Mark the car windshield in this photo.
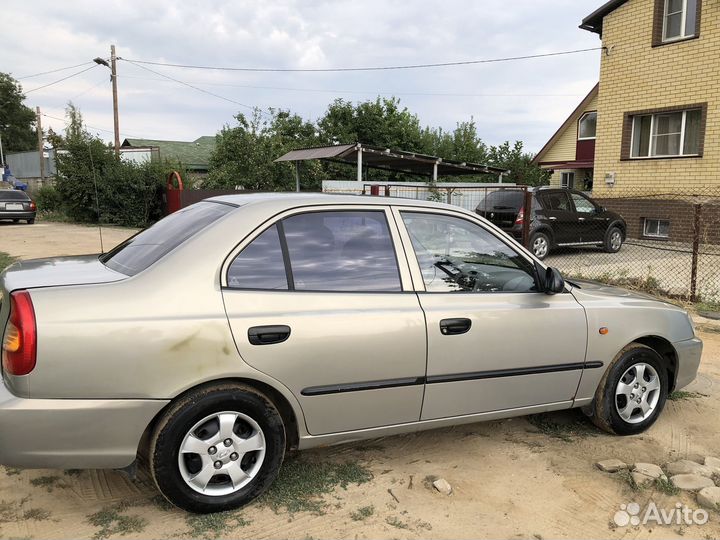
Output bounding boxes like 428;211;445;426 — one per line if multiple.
101;201;234;276
0;190;30;200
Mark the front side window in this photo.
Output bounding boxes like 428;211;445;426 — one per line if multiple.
571;193;596;214
631;109;702;158
663;0;698;41
401;212;537;293
282;211;401;292
227;224;288;290
542;191;573;211
578;112;597;140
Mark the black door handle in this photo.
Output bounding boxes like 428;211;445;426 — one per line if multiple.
440;318;472;335
248;325;291;345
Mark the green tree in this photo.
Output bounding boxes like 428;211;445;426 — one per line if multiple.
0;72;37;153
486;141;550;186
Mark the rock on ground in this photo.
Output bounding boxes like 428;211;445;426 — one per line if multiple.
670;474;716;491
697;486;720;511
632;472;657;487
633;463;665;479
433;478;453;495
666;459;714;478
705;456;720;475
596;459;627;473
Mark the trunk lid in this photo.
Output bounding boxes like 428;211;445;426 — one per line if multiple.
475;190;524;230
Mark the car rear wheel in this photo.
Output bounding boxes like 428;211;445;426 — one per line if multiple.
591;343;668;435
530;231;551;260
604;226;623;253
149;383;285;513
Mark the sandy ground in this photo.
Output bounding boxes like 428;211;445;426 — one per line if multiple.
0;222;719;539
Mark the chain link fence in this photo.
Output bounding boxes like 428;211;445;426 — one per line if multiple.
323;181;720;305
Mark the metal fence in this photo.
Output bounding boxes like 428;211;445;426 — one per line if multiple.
322;180;720;305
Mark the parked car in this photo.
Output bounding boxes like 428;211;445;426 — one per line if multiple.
0;189;36;224
475;187;626;260
0;194;701;513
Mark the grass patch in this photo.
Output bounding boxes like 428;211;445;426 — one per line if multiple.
350;505;375;521
24;507;52;521
257;457;373;514
385;516;409;529
526;412;597;442
655;476;680;496
0;500;15;523
0;252;16;273
86;503;148;540
149;494;176;512
617;469;642;492
423;475;439;491
29;475;65;492
185;511;250;539
2;466;22;477
63;469;82;477
668;390;706;401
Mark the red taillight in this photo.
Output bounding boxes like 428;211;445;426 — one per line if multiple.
29;200;37;211
2;290;37;376
514;208;525;225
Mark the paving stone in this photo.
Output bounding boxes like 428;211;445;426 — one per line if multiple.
670;474;715;491
633;462;664;479
596;459;628;473
666;460;714;478
697;487;720;511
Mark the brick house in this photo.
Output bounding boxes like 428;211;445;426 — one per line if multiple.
534;0;718;242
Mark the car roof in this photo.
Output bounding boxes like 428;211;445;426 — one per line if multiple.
206;192;463;211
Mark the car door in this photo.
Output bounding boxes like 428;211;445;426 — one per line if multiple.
537;191;579;244
393;207;588;421
221;205;426;435
569;191;607;243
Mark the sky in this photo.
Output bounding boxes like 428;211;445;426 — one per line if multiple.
4;0;603;154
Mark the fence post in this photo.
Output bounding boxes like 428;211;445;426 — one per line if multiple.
522;188;532;248
690;202;701;302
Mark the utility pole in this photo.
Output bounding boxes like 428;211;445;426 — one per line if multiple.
36;107;45;181
110;44;120;156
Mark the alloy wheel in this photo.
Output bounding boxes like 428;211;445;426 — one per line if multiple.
533;236;548;258
615;362;661;424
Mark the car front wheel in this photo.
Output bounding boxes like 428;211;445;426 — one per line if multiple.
149;383;286;513
591;344;668;435
530;231;551;260
604;226;623;253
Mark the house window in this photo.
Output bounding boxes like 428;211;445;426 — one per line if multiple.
663;0;698;42
644;218;670;238
578;112;597;140
630;108;702;158
560;172;575;188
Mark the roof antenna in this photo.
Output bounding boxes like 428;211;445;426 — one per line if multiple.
87;139;105;254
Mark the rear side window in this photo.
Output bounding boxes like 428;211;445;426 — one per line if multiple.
102;202;233;276
0;190;30;200
227;225;288;290
540;192;572;212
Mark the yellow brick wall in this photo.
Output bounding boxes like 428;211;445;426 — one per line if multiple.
592;0;719;196
542;93;599;163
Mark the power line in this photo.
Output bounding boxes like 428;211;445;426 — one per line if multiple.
122;47;603;73
41;112;140;139
117;74;584;98
16;61;96;80
121;59;268;115
24;65;100;95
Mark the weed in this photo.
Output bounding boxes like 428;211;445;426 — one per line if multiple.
86;503;148;540
63;469;82;477
422;475;439;491
149;495;176;512
350;505;375;521
257;458;372;514
617;469;642;492
29;476;65;492
655;476;680;496
0;252;16;273
185;511;249;539
668;390;706;401
2;466;22;477
385;516;409;529
526;412;597;442
24;508;52;521
0;500;15;523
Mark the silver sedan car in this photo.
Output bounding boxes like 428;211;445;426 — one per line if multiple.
0;194;702;513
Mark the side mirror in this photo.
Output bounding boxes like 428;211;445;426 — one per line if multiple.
543;266;565;295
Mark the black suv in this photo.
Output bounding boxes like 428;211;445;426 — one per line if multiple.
475;188;626;260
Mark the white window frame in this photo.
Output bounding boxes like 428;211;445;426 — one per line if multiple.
643;218;670;238
662;0;695;42
578;111;597;140
560;172;575;188
629;109;700;158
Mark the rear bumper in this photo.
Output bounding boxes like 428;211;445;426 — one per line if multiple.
673;337;703;390
0;211;35;220
0;379;168;469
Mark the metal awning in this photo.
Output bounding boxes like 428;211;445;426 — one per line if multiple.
275;143;510;183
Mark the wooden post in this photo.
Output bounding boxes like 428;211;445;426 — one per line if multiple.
36;107;45;181
111;45;120;156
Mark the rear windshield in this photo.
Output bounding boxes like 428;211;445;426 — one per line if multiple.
101;202;234;276
0;190;30;200
476;190;524;211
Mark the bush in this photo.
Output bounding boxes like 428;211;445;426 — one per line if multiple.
32;185;63;212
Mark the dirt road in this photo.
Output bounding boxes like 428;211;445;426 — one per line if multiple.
0;223;718;539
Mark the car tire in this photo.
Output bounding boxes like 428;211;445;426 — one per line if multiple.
591;343;668;435
27;219;34;225
149;382;286;513
603;226;623;253
529;231;551;260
